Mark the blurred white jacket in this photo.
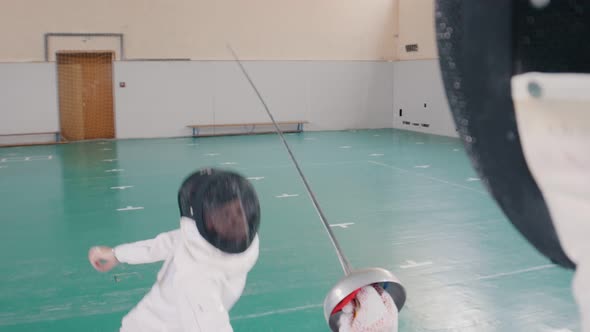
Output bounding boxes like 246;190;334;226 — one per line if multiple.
113;217;259;332
512;73;590;331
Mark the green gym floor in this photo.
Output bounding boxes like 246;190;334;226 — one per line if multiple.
0;129;579;331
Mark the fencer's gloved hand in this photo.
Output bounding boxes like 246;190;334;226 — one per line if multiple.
88;246;119;272
331;284;398;332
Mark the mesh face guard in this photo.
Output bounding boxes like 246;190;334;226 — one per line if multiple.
178;168;260;254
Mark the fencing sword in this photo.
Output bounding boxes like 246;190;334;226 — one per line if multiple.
227;45;406;330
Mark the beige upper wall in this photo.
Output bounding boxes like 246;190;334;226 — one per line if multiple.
396;0;437;60
0;0;397;62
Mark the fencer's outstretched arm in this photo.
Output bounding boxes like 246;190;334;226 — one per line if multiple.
89;230;181;272
114;230;181;264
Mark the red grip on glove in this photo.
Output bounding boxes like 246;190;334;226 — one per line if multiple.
331;288;361;315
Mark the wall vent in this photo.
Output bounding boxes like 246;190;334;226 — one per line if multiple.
405;44;419;52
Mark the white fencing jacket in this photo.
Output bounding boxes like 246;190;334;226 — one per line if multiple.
114;217;259;332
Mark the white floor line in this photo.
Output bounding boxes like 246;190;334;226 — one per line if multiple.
111;186;133;190
237;160;364;171
117;206;144;211
276;194;299;198
400;260;433;269
474;264;556;281
368;160;487;195
419;264;559;292
232;304;323;321
330;222;355;229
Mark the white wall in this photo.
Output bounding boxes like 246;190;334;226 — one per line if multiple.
0;1;460;143
47;36;123;61
114;61;394;139
395;0;437;60
0;60;457;141
389;0;457;138
393;59;457;137
308;62;394;131
0;63;59;144
0;0;395;62
113;61;213;138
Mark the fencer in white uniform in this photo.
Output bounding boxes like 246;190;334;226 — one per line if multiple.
89;168;261;332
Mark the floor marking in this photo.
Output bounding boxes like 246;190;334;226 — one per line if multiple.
113;272;141;282
400;260;433;269
369;153;384;157
453;148;460;152
414;165;430;169
330;222;355;229
101;148;112;151
304;137;317;141
247;177;265;181
220;162;237;165
97;142;109;145
419;264;560;291
369;160;487;195
102;159;117;162
205;153;220;156
117;206;144;211
238;160;363;171
373;134;381;137
416;142;425;144
105;169;124;173
466;177;480;182
232;304;322;321
474;264;555;281
276;193;299;198
0;165;7;169
339;146;352;149
110;186;133;190
186;143;199;146
0;155;53;163
42;304;72;312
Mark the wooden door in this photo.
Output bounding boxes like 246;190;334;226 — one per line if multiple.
57;52;115;141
